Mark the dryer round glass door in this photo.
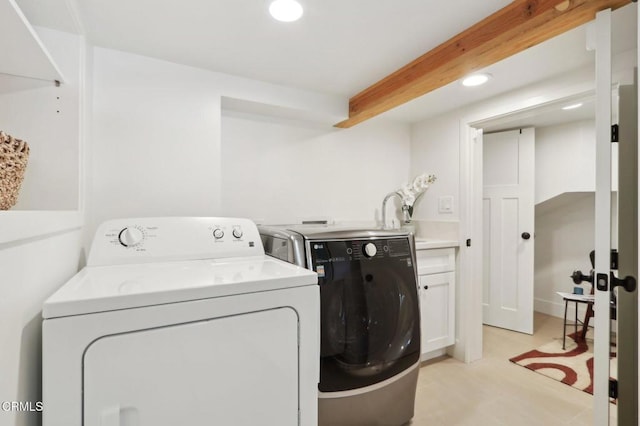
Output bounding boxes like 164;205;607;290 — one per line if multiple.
310;237;420;392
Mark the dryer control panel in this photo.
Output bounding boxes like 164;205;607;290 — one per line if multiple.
88;217;264;266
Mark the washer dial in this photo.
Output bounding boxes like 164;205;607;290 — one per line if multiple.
118;227;144;247
363;242;378;258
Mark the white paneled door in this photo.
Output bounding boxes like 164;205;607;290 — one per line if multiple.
482;128;535;334
594;9;639;424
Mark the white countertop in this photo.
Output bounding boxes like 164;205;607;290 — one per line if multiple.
415;239;459;250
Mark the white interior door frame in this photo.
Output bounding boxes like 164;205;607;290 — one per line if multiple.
457;87;597;363
593;9;613;424
455;125;484;363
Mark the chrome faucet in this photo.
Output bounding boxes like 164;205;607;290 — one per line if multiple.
381;191;401;229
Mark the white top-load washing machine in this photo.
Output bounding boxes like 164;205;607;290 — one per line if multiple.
42;217;319;426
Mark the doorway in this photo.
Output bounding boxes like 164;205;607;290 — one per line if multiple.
460;79;637;425
479;97;603;333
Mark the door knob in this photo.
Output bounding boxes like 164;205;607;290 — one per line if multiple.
571;270;593;284
521;232;531;240
610;272;637;293
423;285;429;290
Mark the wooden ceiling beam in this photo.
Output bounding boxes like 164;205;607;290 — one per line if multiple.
335;0;632;128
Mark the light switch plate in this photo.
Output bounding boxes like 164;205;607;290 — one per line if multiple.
438;196;454;213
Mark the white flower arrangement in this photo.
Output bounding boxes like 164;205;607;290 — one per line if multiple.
381;173;436;229
398;173;437;208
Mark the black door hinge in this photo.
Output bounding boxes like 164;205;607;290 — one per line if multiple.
466;239;471;247
610;249;618;270
610;378;618;399
612;124;619;142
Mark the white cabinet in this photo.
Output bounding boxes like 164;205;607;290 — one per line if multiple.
416;247;456;358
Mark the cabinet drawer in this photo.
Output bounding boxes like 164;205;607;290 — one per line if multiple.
416;247;455;275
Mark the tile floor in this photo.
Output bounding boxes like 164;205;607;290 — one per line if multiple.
411;313;616;425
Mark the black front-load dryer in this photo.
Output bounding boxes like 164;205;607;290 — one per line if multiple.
311;237;420;391
259;226;420;426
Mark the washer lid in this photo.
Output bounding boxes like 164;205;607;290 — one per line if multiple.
43;256;317;319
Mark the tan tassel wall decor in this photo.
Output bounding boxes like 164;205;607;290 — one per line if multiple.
0;131;30;210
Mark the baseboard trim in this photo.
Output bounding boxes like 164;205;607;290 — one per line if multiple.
421;348;447;362
534;297;591;319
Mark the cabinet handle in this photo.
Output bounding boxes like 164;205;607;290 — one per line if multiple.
423;285;429;290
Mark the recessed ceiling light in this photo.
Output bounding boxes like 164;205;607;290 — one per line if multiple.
562;103;583;110
462;73;492;87
269;0;304;22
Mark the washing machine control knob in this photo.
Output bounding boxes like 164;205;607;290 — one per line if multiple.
363;242;377;258
213;228;224;239
232;227;243;239
119;227;144;247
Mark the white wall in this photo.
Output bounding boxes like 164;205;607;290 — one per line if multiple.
534;193;595;318
88;48;348;239
89;47;408;233
221;113;411;224
89;47;222;235
410;115;460;222
536;120;595;203
0;231;83;426
533;119;624;318
536;118;619;204
81;35;94;250
534;121;597;319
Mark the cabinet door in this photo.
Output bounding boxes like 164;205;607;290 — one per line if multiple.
419;272;455;355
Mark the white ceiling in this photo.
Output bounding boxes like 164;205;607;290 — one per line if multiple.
17;0;513;96
16;0;637;125
481;97;596;134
